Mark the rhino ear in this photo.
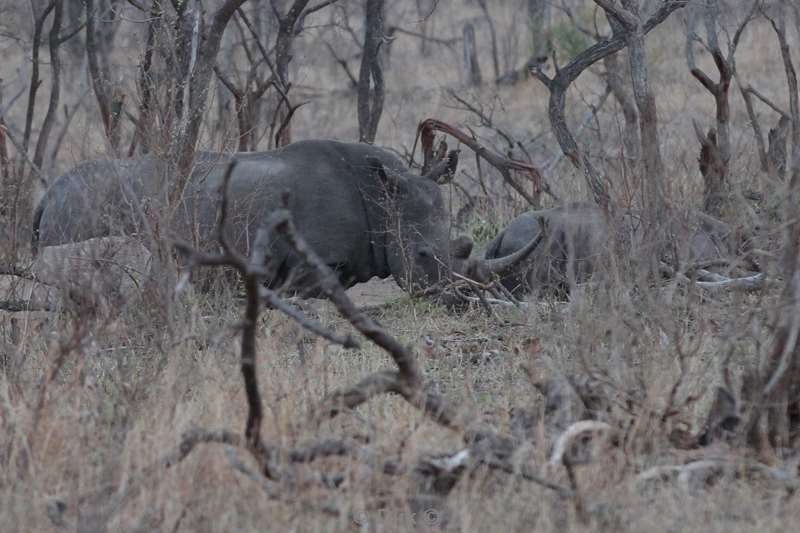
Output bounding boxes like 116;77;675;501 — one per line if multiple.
367;156;404;190
451;235;473;259
423;150;459;184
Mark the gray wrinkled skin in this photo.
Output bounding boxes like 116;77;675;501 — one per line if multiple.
482;203;608;296
33;140;471;295
482;202;740;296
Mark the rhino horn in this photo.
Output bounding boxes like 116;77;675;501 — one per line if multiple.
479;223;546;277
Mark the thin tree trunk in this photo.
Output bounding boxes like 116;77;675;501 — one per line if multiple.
32;0;64;172
129;0;161;157
622;3;667;226
357;0;385;143
463;22;481;86
477;0;500;81
19;0;57;176
604;51;640;162
527;0;549;63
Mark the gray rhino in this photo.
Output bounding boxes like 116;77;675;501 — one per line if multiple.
33;140;523;296
480;202;745;297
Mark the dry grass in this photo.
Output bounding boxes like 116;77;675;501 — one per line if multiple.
2;1;800;532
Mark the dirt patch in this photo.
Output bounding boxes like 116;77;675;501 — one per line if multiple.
344;277;406;308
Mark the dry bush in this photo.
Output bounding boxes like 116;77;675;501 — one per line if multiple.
2;1;800;532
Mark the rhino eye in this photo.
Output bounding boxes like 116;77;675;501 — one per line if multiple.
417;248;432;259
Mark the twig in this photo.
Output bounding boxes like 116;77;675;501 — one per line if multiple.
744;86;790;118
260;287;359;348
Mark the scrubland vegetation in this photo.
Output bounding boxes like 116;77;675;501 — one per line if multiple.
2;1;800;531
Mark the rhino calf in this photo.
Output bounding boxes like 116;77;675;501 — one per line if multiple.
481;202;747;297
481;203;608;297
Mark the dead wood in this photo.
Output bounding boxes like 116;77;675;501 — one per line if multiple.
415;117;555;207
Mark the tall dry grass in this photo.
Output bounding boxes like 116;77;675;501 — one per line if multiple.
1;1;799;531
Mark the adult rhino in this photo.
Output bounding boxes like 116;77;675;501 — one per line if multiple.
33;140;526;296
479;202;749;297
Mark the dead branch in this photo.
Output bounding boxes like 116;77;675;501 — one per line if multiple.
745;86;790;118
0;300;55;312
264;209;461;429
416;118;556;207
659;257;769;291
387;25;460;47
258;287;358;348
324;42;358;88
636;458;800;490
549;420;615;466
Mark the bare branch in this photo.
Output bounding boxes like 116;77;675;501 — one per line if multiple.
532;0;689;206
416;118;556;206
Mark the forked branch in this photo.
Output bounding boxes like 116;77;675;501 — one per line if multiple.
415;118;555;207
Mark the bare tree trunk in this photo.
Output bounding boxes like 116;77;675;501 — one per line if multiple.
19;0;58;177
165;0;251;212
527;0;549;63
214;11;273;153
685;0;757;216
85;0;121;154
623;7;667;226
415;0;431;56
129;0;162;157
604;51;640;162
32;0;64;172
0;84;10;220
357;0;385;143
271;1;313;148
476;0;500;81
463;22;481;86
767;115;790;180
133;0;250;319
738;77;769;173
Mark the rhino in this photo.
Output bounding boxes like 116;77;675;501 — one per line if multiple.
33;140;527;297
479;202;747;297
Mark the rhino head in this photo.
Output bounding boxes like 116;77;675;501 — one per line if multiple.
366;152;536;295
365;152;473;292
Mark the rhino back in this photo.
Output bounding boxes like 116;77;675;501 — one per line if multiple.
176;140;405;286
35;141;405;288
35;158;153;249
